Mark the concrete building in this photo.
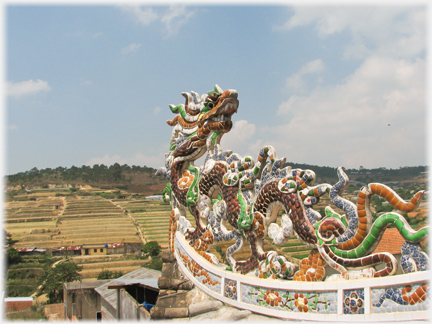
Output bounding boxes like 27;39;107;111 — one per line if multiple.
95;267;161;321
63;279;111;321
52;245;82;256
81;244;107;256
106;243;125;254
16;247;46;256
145;195;163;201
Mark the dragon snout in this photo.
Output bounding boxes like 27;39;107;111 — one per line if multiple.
223;89;238;99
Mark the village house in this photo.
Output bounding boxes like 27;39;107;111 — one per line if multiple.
63;267;160;321
81;244;107;256
63;279;111;320
16;247;46;256
95;267;161;320
51;245;82;257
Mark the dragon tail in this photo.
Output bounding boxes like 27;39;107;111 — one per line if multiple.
368;183;424;212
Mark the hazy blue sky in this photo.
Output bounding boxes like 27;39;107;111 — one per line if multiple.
4;2;428;175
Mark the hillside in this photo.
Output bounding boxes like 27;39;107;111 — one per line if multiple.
5;163;428;204
5;163;168;198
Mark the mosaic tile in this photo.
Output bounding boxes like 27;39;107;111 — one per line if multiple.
241;283;337;314
224;279;237;300
175;238;221;294
371;282;429;313
343;289;364;314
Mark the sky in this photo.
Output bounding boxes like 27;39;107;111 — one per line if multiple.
3;1;430;176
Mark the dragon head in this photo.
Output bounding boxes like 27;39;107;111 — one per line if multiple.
166;85;239;166
197;86;239;130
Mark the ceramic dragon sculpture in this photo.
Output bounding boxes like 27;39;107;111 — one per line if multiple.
157;85;429;282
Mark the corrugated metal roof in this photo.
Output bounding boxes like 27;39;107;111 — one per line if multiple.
108;278;159;289
95;267;161;310
17;247;35;252
106;243;124;248
57;245;82;251
82;244;106;248
64;279;112;291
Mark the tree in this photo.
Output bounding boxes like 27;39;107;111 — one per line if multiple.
142;241;161;257
97;269;123;280
37;259;83;304
110;163;123;182
5;231;21;268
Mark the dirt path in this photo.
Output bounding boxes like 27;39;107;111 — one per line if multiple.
110;199;147;245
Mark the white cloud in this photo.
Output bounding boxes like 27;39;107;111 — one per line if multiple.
121;6;158;26
160;5;196;36
120;5;196;36
285;59;324;92
7;79;51;98
121;43;141;55
221;119;257;155
153;106;162;116
275;6;425;60
274;56;425;169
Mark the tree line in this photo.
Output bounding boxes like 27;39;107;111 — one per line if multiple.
6;163;158;185
6;162;427;187
284;162;426;183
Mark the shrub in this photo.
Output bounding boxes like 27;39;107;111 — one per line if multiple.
97;269;123;280
142;241;161;257
146;256;163;271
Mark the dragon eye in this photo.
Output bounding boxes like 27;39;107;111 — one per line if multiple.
208;102;214;108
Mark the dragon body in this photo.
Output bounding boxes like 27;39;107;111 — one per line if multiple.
157;85;429;283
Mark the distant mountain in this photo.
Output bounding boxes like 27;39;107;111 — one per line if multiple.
5;163;167;195
4;163;427;195
283;162;427;185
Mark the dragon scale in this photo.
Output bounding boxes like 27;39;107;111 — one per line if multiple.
157;85;429;283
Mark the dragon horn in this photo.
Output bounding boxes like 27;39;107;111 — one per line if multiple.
169;104;179;113
190;91;201;104
182;92;192;106
169;104;184;114
214;84;223;93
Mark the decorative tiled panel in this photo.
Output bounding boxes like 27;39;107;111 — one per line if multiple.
175;238;221;294
371;282;429;313
241;283;337;314
224;279;237;300
343;289;364;314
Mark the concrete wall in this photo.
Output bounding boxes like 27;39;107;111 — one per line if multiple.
81;247;107;256
100;298;116;321
120;290;138;320
64;288;101;320
100;289;151;321
43;303;64;320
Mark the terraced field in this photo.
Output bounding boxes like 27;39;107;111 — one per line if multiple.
5;195;142;249
5;196;64;246
4;190;323;275
113;198;316;264
72;255;149;280
112;199;179;249
55;196;141;246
